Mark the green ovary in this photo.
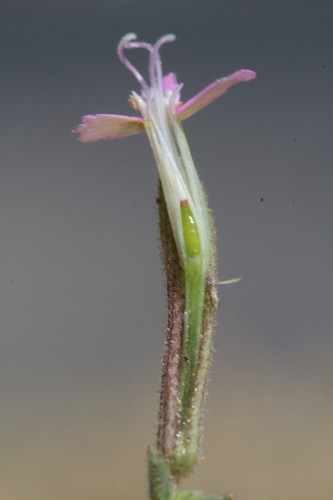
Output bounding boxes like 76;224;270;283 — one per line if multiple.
180;201;201;258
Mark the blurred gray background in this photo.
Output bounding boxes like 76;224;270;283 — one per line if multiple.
1;1;332;499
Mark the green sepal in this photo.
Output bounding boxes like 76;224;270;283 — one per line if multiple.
148;447;172;500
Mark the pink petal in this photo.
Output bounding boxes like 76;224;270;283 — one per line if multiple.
176;69;256;120
73;114;145;143
162;72;179;94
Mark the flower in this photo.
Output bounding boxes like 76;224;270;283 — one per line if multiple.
74;33;256;273
74;34;256;480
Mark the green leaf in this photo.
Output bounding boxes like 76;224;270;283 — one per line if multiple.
148;447;172;500
173;491;237;500
202;495;238;500
173;490;203;500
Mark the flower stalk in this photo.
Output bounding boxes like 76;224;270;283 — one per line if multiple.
74;33;255;499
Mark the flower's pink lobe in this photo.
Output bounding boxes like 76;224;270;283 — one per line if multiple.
176;69;256;120
73;114;144;143
162;73;179;94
